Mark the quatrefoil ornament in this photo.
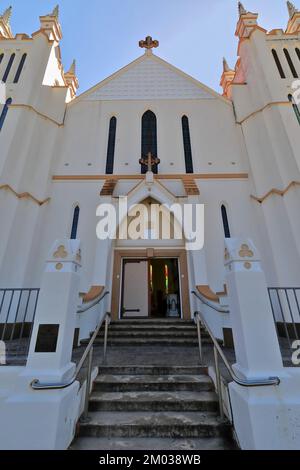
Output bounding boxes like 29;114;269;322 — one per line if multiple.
239;244;254;258
53;245;68;259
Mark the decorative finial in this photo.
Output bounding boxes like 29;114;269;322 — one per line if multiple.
238;2;247;16
51;5;59;17
223;57;230;72
67;60;76;75
1;6;12;24
287;1;298;18
139;36;159;50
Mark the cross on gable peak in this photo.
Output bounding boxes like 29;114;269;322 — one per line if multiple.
139;36;159;51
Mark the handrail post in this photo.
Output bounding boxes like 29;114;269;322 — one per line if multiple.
196;314;203;364
214;346;224;419
81;346;93;422
103;314;109;364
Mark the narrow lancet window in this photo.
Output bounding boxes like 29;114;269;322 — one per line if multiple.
181;115;194;174
2;53;15;83
288;94;300;125
271;49;286;79
105;117;117;174
221;205;231;239
0;98;12;132
70;206;80;239
284;49;298;78
13;53;27;83
141;110;158;174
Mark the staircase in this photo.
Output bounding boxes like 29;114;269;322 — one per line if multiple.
82;318;210;347
71;319;236;450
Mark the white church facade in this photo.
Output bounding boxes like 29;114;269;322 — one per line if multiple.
1;2;300;451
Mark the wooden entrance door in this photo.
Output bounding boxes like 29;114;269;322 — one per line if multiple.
121;260;148;318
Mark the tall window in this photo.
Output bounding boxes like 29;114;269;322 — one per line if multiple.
13;53;27;83
141;110;158;174
105;116;117;174
288;94;300;125
283;48;298;78
272;49;286;79
0;98;12;132
70;206;80;239
221;205;231;239
181;115;194;174
2;53;15;83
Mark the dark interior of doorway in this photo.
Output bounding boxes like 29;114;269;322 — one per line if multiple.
150;258;181;318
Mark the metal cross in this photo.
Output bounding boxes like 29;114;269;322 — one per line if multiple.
139;36;159;50
139;152;160;172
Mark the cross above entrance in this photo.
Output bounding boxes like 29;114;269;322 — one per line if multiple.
139;152;160;173
139;36;159;50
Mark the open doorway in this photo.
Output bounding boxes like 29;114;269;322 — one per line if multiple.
121;258;181;319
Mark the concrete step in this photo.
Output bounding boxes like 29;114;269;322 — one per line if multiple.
97;330;199;338
108;324;199;331
97;365;208;376
79;411;229;438
71;436;236;450
89;390;218;412
113;319;194;325
93;374;214;392
86;338;208;346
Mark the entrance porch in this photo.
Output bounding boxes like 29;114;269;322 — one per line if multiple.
110;249;191;321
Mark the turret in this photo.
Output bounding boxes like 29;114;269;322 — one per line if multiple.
39;5;62;43
235;2;259;39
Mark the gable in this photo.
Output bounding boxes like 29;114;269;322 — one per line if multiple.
82;54;217;101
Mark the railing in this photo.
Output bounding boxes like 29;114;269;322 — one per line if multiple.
31;291;110;421
268;287;300;355
191;290;229;314
193;310;280;419
0;288;40;363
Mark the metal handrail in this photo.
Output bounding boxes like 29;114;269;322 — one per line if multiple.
76;291;108;314
193;309;280;419
31;291;110;419
192;290;229;314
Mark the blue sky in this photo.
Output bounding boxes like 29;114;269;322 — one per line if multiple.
1;0;294;94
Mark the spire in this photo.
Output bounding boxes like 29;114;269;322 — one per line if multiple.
238;2;247;16
66;60;76;75
223;57;230;73
1;6;12;24
64;59;79;99
287;1;298;18
0;6;13;38
52;5;59;17
220;57;235;98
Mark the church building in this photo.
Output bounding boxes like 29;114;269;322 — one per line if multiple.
0;2;300;451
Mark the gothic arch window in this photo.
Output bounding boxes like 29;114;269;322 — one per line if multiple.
181;115;194;174
141;110;158;174
283;48;298;78
288;94;300;125
271;49;286;79
13;53;27;83
2;53;15;83
105;116;117;174
0;97;12;132
70;205;80;239
221;204;231;239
